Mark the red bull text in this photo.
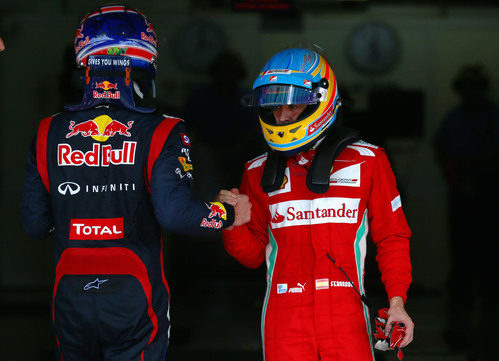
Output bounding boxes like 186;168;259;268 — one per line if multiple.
58;142;136;167
93;90;121;99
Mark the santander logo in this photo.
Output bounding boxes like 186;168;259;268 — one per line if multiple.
271;211;285;223
269;198;360;229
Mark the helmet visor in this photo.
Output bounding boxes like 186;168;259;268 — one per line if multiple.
241;84;321;108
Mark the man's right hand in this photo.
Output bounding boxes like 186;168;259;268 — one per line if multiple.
227;188;251;229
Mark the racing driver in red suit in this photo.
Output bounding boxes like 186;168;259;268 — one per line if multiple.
223;47;414;361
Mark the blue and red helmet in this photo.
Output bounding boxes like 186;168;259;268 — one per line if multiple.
66;5;158;113
74;4;158;74
242;48;340;156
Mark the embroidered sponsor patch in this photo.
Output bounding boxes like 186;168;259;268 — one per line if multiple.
178;156;193;172
207;202;227;220
70;218;124;240
330;162;362;187
391;195;402;212
180;133;191;146
268;167;291;197
58;142;136;167
269;198;360;229
315;278;330;290
277;284;288;294
330;281;353;288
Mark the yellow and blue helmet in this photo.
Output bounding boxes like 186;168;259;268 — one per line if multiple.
242;48;340;156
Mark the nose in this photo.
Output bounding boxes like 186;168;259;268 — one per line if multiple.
274;106;294;125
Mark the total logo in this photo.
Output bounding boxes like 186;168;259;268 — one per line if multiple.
269;197;360;229
70;217;124;240
66;115;133;141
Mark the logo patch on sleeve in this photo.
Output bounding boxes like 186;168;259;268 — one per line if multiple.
391;195;402;212
180;133;191;146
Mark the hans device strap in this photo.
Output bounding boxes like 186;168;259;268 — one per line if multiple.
261;150;287;193
306;126;359;194
261;126;359;194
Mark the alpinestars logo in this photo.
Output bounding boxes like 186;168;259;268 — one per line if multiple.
84;278;109;290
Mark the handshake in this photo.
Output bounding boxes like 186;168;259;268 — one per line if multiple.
216;188;252;229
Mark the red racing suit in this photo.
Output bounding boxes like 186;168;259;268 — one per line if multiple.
223;140;412;361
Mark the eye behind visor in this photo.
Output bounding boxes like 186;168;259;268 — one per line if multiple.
242;84;323;108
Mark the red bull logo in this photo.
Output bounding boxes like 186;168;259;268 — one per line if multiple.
200;218;223;229
95;81;118;91
75;28;84;41
141;32;157;47
207;202;227;220
66;115;133;142
75;36;90;53
93;91;120;99
93;81;120;99
58;141;136;167
146;20;155;34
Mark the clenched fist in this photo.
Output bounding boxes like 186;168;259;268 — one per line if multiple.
227;188;251;229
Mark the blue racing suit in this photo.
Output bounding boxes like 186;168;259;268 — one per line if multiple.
21;105;234;361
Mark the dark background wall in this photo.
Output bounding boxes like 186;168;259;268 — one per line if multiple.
0;1;497;360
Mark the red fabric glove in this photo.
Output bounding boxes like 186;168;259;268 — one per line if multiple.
373;308;406;360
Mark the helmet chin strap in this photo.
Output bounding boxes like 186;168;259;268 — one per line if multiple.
260;111;359;194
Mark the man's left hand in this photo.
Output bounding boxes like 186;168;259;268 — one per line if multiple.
387;296;414;348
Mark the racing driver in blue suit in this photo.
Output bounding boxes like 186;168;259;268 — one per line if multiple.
20;5;251;361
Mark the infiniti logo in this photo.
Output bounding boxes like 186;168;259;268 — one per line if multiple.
58;182;81;195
